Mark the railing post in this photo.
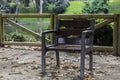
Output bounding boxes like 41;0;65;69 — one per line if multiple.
53;14;57;43
49;14;55;44
117;14;120;56
50;14;55;30
0;14;4;47
113;14;120;56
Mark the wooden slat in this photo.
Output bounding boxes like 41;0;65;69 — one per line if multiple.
95;19;113;30
59;19;90;27
59;29;84;36
57;14;114;19
2;13;51;18
2;14;114;19
47;45;90;51
47;45;113;52
93;46;113;52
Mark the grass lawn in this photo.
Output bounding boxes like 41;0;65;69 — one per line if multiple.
65;0;120;14
64;1;85;14
109;0;120;14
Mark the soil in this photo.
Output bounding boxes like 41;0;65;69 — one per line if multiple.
0;46;120;80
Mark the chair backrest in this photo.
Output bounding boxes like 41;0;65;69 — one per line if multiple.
56;18;94;44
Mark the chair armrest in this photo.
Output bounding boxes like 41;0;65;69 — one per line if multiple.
42;30;57;35
82;30;94;36
81;30;94;49
42;30;57;48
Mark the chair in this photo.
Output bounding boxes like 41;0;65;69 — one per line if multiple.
41;18;95;80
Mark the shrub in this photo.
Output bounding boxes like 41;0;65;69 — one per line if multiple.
94;25;113;46
24;35;37;42
10;32;26;42
4;33;12;41
19;3;36;13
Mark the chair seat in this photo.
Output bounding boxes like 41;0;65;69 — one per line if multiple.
47;44;91;51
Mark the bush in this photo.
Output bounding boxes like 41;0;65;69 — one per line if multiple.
43;0;70;14
10;32;26;42
24;35;37;42
19;3;36;13
4;33;12;41
53;5;66;14
4;32;37;42
94;25;113;46
9;2;16;13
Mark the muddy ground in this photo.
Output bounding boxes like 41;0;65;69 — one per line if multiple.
0;46;120;80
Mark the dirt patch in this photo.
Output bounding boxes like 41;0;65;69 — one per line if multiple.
0;47;120;80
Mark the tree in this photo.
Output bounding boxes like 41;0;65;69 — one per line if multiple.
15;0;19;13
1;0;70;14
35;0;41;13
43;0;70;14
24;0;30;8
82;0;109;14
0;0;19;13
0;0;11;13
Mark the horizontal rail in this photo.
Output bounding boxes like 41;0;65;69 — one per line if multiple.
93;46;113;52
57;14;115;19
3;41;113;52
3;42;41;47
2;13;51;18
2;14;115;19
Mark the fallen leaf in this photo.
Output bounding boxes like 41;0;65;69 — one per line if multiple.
106;66;114;68
9;72;23;75
71;65;79;69
62;65;70;69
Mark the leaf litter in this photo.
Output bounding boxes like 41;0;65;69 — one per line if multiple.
0;47;120;80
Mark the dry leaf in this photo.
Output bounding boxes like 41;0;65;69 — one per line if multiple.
62;65;70;69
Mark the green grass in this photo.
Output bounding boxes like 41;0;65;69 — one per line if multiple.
64;1;120;14
64;1;85;14
109;0;120;14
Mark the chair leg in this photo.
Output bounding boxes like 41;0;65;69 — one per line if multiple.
56;50;60;67
41;50;46;73
89;51;93;74
80;77;84;80
80;51;86;79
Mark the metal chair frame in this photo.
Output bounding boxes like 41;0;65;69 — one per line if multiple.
41;18;95;80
